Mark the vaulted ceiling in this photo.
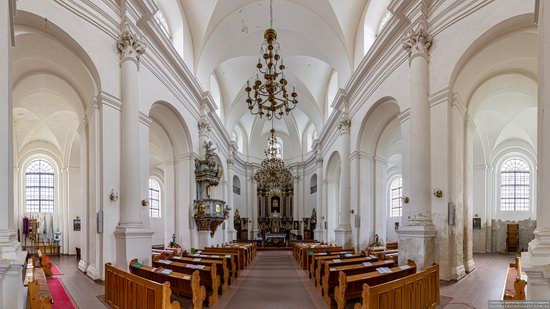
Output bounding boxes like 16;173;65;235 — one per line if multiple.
156;0;391;158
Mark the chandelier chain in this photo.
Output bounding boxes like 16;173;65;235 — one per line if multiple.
270;0;273;29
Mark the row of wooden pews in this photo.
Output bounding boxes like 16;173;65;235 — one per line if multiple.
503;256;526;300
26;255;53;309
292;242;440;309
105;242;256;309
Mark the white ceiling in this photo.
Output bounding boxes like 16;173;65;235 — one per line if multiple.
156;0;391;156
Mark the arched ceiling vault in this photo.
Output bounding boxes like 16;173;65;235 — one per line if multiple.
174;0;373;157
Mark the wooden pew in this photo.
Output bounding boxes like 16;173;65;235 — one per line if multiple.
353;263;439;309
154;259;220;304
105;262;181;309
35;250;53;277
202;248;246;270
183;252;237;284
167;255;229;293
313;253;368;287
27;267;53;309
503;256;527;300
223;244;254;265
310;251;355;281
301;246;343;270
129;259;206;309
334;260;417;309
322;260;395;301
230;242;257;259
319;256;381;296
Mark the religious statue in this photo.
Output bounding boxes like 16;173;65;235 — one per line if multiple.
371;234;383;247
310;208;317;230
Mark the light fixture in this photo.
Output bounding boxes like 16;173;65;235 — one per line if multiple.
245;0;298;120
254;124;292;193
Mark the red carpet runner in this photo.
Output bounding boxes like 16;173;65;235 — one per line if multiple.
47;277;77;309
50;265;63;276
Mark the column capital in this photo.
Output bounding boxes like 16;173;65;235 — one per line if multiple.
227;157;235;167
117;22;146;63
402;22;432;61
198;117;211;135
316;156;323;166
338;113;351;134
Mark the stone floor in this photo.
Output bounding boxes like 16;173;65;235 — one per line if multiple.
46;252;514;309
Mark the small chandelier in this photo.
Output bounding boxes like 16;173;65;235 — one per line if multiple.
245;0;298;120
254;127;292;193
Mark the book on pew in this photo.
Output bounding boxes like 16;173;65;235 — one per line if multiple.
376;267;392;273
399;265;411;270
157;259;172;265
225;255;231;258
160;269;173;275
362;262;372;266
193;258;202;262
318;253;327;255
132;262;143;268
153;267;164;273
333;259;342;263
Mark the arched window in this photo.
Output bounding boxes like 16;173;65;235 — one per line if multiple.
500;158;530;211
149;178;161;218
389;177;402;217
25;159;55;213
154;10;171;39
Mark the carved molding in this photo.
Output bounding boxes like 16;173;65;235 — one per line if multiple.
402;22;432;60
117;23;145;62
338;113;351;134
198;117;211;134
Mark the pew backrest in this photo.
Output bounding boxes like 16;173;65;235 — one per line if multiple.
105;262;181;309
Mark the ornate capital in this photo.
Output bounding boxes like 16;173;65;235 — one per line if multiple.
117;23;145;62
402;23;432;60
316;156;323;166
198;118;211;134
227;157;234;166
338;113;351;134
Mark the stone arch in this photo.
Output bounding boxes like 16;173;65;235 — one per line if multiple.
325;151;341;243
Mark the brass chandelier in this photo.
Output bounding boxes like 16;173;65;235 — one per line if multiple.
245;0;298;120
254;125;292;193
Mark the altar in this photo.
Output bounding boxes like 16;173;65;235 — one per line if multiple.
265;233;286;247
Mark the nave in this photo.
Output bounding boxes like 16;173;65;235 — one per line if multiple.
39;251;514;309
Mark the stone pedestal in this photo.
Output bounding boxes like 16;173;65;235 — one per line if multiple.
114;227;154;270
334;228;352;248
197;230;214;248
396;225;436;270
0;251;26;309
314;229;323;242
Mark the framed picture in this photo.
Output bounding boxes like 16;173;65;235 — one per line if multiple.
473;217;481;230
73;217;81;231
394;222;399;230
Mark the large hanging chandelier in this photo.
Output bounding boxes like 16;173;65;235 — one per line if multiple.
254;126;292;193
245;0;298;120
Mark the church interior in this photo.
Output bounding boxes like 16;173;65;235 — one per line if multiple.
1;0;550;308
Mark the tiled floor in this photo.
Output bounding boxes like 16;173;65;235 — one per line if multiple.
47;252;514;309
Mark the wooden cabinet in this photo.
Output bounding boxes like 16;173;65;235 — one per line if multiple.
507;224;519;253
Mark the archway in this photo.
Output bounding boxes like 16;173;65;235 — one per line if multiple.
325;151;341;243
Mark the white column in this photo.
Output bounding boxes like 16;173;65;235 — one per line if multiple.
463;116;475;272
0;1;25;308
226;157;236;241
292;175;299;238
523;0;550;299
114;23;153;270
335;114;352;247
314;157;323;241
175;155;193;248
395;22;436;270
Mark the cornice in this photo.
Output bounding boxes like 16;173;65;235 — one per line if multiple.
139;112;152;127
397;108;410;123
53;0;120;40
429;0;495;38
428;87;451;109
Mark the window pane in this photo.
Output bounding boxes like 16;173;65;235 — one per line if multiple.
500;158;530;211
149;178;161;218
25;159;55;213
389;177;402;217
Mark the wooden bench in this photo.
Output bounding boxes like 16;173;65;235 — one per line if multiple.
166;255;229;294
202;248;246;271
129;259;206;309
183;252;237;285
105;262;181;309
353;263;439;309
154;259;220;304
35;250;53;277
334;260;417;309
293;242;318;259
322;260;395;300
224;244;254;265
301;246;343;270
310;251;356;281
27;267;53;309
503;256;527;300
318;256;379;292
